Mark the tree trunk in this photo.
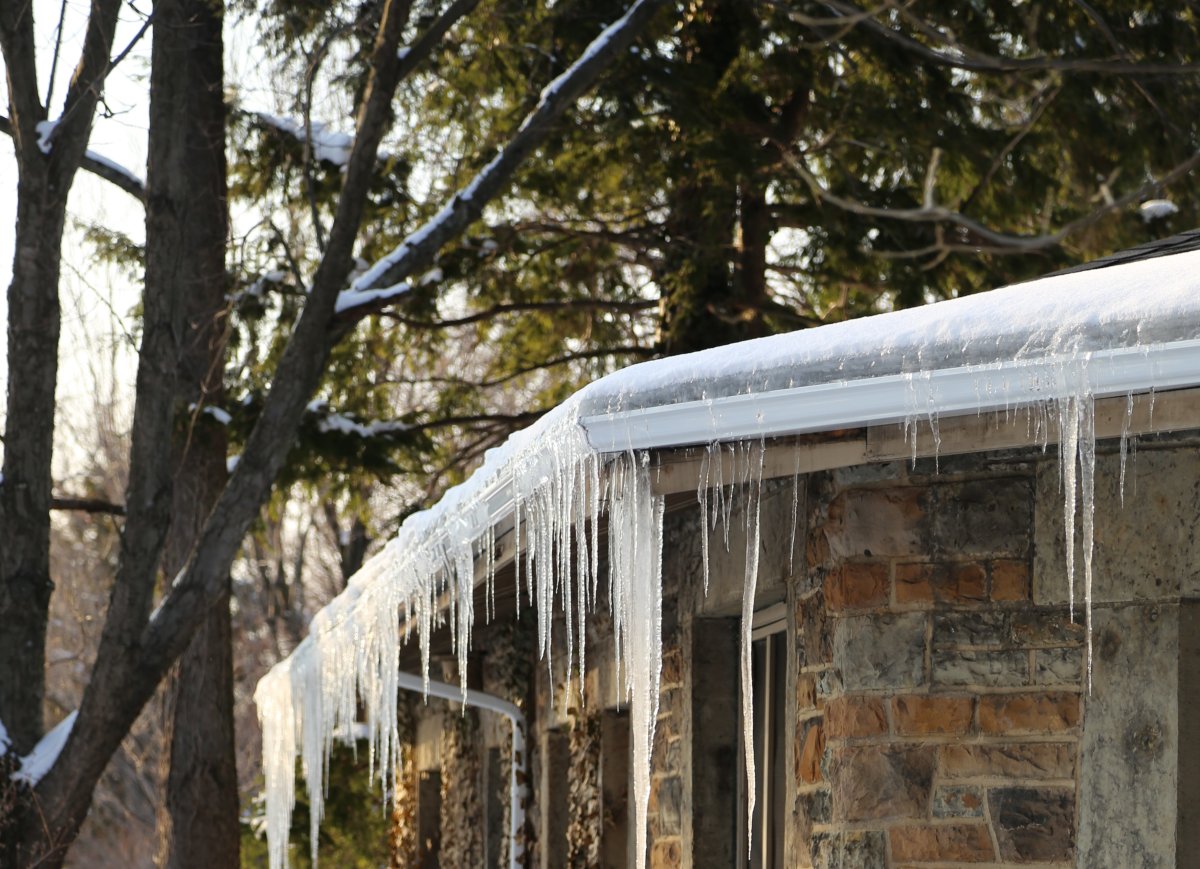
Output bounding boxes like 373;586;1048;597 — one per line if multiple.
142;0;238;864
0;164;66;758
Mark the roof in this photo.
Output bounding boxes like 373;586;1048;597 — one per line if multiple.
255;234;1200;869
1052;227;1200;275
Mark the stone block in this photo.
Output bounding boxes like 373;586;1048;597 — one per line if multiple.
1033;450;1200;604
1009;609;1085;648
798;591;833;668
824;695;888;740
895;562;986;606
824;562;890;612
809;830;888;868
822;487;929;560
989;787;1075;862
991;559;1031;601
830;745;935;822
1077;604;1178;867
796;672;817;710
649;838;681;869
891;695;973;736
977;692;1080;735
932;611;1010;648
797;720;826;785
931;649;1027;687
889;822;995;862
932;785;984;819
1033;647;1083;686
939;743;1076;781
929;477;1032;558
648;776;682;837
834;613;927;691
798;787;832;825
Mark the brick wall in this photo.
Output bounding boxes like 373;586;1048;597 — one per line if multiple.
797;458;1086;865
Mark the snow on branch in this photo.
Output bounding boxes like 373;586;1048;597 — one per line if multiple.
255;112;354;167
0;114;145;201
10;711;77;786
334;0;670;320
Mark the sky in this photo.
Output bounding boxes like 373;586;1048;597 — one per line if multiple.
0;1;283;482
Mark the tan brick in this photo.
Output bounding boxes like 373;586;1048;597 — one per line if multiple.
649;839;681;869
890;823;995;862
824;695;888;739
796;672;817;710
978;692;1081;735
660;647;684;686
825;562;890;611
830;745;935;821
896;562;987;605
939;743;1076;780
991;559;1031;601
892;695;974;736
797;721;826;784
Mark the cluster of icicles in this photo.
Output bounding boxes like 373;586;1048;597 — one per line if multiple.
255;356;1133;869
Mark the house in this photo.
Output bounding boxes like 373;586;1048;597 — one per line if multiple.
256;233;1200;867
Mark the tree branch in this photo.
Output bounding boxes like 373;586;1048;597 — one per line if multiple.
783;146;1200;253
50;495;126;516
334;0;670;325
379;297;656;328
824;0;1200;75
0;115;146;201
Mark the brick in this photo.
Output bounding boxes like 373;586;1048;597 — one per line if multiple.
1010;610;1085;647
824;695;888;739
825;562;889;611
933;611;1009;648
810;830;888;867
796;672;817;710
978;692;1081;734
939;743;1076;780
649;839;681;869
989;787;1076;862
932;649;1027;687
889;823;995;862
830;745;935;822
822;487;929;559
892;695;973;736
797;721;826;784
1033;647;1084;686
834;612;927;691
660;647;684;686
932;785;984;819
896;562;986;605
930;478;1032;558
991;559;1031;601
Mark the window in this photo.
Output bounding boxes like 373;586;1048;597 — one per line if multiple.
739;603;787;869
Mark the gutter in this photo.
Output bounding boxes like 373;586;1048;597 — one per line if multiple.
396;671;527;869
580;338;1200;452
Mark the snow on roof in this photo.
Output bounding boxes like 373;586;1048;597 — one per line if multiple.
257;241;1200;869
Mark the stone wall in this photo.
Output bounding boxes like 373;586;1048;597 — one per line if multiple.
400;435;1200;867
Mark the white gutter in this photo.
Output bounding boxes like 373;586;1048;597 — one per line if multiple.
396;671;527;869
580;338;1200;452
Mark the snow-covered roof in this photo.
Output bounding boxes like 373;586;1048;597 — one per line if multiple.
256;240;1200;869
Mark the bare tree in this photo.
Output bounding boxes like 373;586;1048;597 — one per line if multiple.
0;0;669;863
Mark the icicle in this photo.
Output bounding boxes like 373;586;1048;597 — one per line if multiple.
1119;392;1133;507
739;440;766;861
608;451;664;869
698;445;712;594
1059;395;1079;622
1078;395;1097;689
788;446;802;577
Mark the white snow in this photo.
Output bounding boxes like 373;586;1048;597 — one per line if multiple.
256;187;1200;867
12;710;77;786
256;112;354;167
83;149;145;190
203;406;232;425
334;281;413;314
227;454;241;473
35;119;58;155
316;412;408;437
0;717;8;758
1139;199;1179;221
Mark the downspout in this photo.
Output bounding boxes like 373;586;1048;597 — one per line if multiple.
396;671;527;869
